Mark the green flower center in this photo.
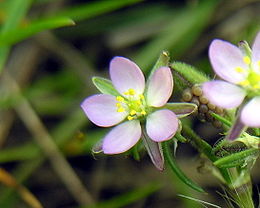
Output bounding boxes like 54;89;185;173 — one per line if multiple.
115;88;147;120
235;56;260;90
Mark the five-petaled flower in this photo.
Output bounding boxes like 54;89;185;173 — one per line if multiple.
81;57;179;155
203;31;260;127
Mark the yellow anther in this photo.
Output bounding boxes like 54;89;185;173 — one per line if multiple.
239;80;250;86
117;107;125;112
127;116;134;120
116;96;124;102
235;67;245;73
243;56;251;65
130;110;136;115
116;103;121;107
128;89;136;95
141;110;146;115
139;94;145;100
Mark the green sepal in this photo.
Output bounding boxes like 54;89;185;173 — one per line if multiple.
149;51;170;77
213;148;259;168
162;141;205;193
164;102;197;118
92;76;120;96
170;61;209;91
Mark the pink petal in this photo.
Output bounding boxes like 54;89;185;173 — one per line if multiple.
146;109;178;142
240;97;260;127
109;57;145;95
146;67;173;107
102;120;141;154
252;31;260;69
209;39;248;83
81;94;127;127
203;81;246;109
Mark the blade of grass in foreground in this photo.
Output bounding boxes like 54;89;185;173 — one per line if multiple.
0;0;32;73
0;17;75;46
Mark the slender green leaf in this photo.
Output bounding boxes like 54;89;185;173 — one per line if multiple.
92;77;120;96
162;142;205;193
0;0;32;72
0;17;75;46
214;148;259;168
211;112;232;127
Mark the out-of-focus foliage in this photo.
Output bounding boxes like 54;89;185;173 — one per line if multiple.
0;0;259;208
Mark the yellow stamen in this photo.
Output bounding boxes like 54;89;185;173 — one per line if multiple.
116;103;121;107
141;110;146;115
127;116;134;120
243;56;251;65
130;110;136;115
239;80;250;86
235;67;245;73
117;107;125;112
129;89;135;95
116;96;124;102
139;94;145;100
124;89;136;96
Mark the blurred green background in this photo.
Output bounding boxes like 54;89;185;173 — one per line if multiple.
0;0;259;207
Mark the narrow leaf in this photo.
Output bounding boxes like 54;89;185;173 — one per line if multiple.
0;17;75;46
162;142;205;192
92;77;120;96
214;148;259;168
211;112;232;127
0;0;32;73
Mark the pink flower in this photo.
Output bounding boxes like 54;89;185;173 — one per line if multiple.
81;57;178;155
203;32;260;127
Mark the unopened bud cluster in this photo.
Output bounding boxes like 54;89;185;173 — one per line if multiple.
182;84;224;128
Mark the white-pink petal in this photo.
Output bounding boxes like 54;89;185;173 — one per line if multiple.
81;94;127;127
146;109;178;142
109;56;145;95
146;67;173;107
209;39;248;83
240;97;260;127
102;120;141;154
203;81;246;109
252;31;260;69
